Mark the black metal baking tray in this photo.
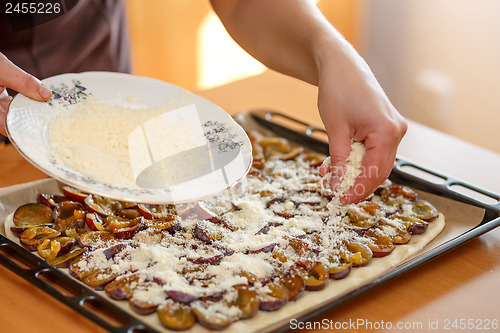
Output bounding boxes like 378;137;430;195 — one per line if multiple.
0;232;159;332
1;109;499;333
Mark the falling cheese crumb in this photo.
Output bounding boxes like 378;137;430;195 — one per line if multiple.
321;141;367;204
342;141;366;192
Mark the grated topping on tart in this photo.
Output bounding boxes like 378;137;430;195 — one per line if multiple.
9;134;441;331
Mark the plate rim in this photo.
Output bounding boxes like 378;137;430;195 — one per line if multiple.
6;71;252;204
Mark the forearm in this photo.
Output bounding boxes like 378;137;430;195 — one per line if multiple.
210;0;359;86
212;0;407;203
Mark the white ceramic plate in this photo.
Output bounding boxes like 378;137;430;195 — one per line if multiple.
6;72;252;204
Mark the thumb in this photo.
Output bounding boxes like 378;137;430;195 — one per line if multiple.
0;89;12;136
0;52;52;101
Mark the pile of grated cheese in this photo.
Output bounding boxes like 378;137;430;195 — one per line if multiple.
48;98;207;188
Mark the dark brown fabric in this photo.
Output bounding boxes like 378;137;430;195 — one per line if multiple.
0;0;131;79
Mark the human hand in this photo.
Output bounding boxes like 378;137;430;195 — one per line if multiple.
317;53;407;204
0;52;52;136
209;0;406;203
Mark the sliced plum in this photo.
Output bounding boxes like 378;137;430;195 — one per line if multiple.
19;226;61;251
37;236;75;260
340;240;373;267
108;216;144;239
272;247;290;263
137;203;176;220
245;242;278;255
157;299;196;331
361;230;395;257
232;285;259;319
85;213;108;231
130;298;159;315
407;220;429;235
394;215;429;235
62;186;88;203
380;185;418;203
36;193;70;208
101;243;127;260
84;194;122;217
275;211;296;219
69;254;89;280
167;290;200;304
359;201;382;215
248;132;264;160
115;208;142;220
64;227;87;240
288;237;320;257
188;254;223;265
327;262;352;280
238;270;258;285
47;247;86;268
294;261;329;291
194;202;221;223
69;253;120;289
53;201;86;231
258;281;288;311
375;220;412;245
194;221;224;244
410;200;440;221
280;274;305;301
12;203;54;234
221;218;239;231
258;137;290;156
348;201;381;226
279;146;303;161
200;287;225;302
104;273;143;300
191;299;239;330
80;267;121;290
144;216;179;230
256;221;283;235
301;152;326;167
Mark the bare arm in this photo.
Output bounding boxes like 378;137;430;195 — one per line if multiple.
211;0;407;202
210;0;328;85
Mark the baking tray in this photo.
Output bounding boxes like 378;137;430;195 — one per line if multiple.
244;110;500;332
0;109;499;333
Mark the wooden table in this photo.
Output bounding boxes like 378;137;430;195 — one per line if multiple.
1;71;499;332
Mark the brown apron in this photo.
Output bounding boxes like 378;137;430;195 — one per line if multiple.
0;0;132;79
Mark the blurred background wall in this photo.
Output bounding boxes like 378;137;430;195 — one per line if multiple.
125;0;360;90
125;0;499;154
361;0;500;154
